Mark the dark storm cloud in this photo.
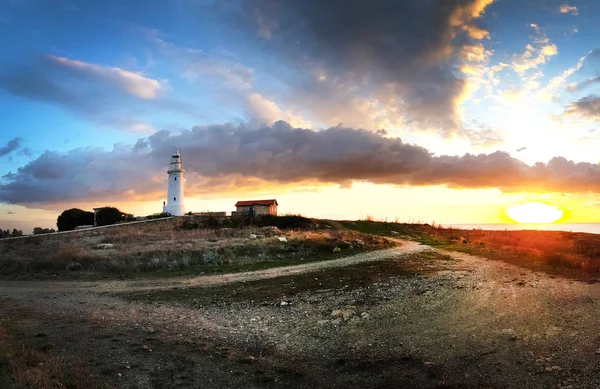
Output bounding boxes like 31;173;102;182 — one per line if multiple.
1;121;599;206
198;0;494;132
0;137;22;158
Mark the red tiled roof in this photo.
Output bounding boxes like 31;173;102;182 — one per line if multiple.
235;199;278;207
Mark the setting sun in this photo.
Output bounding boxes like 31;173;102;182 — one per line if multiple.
505;202;563;224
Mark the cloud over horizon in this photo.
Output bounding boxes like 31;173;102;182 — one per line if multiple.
2;121;600;207
0;137;22;158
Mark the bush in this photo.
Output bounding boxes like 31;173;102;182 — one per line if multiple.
146;212;172;220
94;207;133;227
57;209;94;231
33;227;56;235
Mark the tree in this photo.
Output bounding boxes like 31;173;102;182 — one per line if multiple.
57;208;94;231
11;228;23;237
94;207;133;227
33;227;56;235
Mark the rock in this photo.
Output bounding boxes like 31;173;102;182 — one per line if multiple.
544;367;553;372
249;234;258;239
551;366;561;371
317;320;329;325
331;308;354;320
95;243;114;249
390;231;400;235
65;262;82;271
360;312;370;320
354;239;365;248
333;247;342;253
596;348;600;355
279;300;292;306
202;251;219;264
284;243;300;252
278;236;288;242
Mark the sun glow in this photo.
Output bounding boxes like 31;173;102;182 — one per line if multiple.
505;202;563;224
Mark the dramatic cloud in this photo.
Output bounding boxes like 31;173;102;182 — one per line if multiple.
2;121;600;206
47;55;161;99
564;95;600;121
0;137;22;158
559;4;578;16
193;0;496;133
0;55;172;133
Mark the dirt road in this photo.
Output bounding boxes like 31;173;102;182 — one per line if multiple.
1;240;599;388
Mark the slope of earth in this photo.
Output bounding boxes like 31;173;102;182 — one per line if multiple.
0;240;599;388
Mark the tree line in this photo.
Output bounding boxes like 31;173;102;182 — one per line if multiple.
0;229;23;238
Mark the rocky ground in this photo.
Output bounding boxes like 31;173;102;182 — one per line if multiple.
1;240;599;388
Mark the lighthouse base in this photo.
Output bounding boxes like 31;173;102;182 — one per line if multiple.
163;203;185;216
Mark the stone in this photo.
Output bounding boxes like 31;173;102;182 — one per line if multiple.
333;247;342;253
390;231;400;235
360;312;370;320
354;239;365;248
551;366;561;371
544;367;553;372
284;243;300;252
596;348;600;355
65;262;82;271
95;243;114;249
278;237;288;242
249;234;258;239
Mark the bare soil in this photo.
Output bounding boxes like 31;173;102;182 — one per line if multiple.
1;239;599;388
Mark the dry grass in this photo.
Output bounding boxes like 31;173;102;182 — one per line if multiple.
340;220;600;275
0;217;394;278
0;320;97;389
443;228;600;273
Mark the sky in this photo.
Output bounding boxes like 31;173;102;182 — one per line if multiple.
2;0;600;232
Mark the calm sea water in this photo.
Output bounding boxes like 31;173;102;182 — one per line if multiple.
445;223;600;234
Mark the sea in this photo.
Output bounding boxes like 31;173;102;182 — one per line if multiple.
445;223;600;234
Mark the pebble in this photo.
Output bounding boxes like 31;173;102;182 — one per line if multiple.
596;348;600;355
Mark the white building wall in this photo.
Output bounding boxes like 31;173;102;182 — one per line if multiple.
163;153;186;216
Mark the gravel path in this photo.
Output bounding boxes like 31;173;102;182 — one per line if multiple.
0;239;427;293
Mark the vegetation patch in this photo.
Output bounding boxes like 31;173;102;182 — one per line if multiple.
0;318;97;389
120;251;453;307
0;218;394;279
341;219;600;277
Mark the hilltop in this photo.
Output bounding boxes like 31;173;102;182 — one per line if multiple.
0;217;599;388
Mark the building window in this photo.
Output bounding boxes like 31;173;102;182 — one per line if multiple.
174;197;176;201
174;177;177;181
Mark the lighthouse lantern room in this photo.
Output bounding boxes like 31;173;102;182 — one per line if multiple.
163;151;185;216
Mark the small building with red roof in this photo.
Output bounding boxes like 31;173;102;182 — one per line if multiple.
234;199;278;216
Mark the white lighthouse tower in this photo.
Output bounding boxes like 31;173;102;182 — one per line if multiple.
163;151;185;216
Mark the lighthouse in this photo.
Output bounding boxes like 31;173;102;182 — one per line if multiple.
163;151;185;216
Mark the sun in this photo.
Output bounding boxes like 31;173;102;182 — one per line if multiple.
505;202;563;224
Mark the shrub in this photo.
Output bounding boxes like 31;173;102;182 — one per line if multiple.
255;215;313;229
57;209;94;231
146;212;172;220
94;207;133;227
33;227;56;235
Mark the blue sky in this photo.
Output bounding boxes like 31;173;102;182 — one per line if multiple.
2;0;600;231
